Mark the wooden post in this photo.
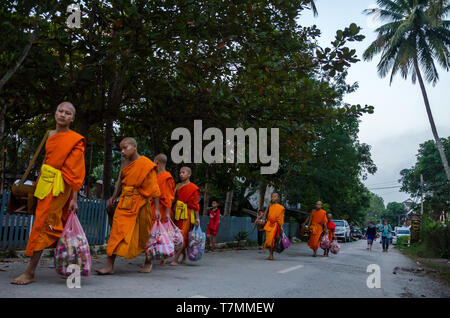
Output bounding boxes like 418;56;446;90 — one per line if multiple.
224;190;233;216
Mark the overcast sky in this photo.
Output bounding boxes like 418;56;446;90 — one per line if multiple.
297;0;450;206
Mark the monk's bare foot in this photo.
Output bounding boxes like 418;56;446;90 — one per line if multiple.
139;263;153;273
10;273;35;285
170;261;180;266
96;267;114;275
265;256;274;261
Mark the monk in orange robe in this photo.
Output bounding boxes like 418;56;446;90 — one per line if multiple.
11;102;85;285
303;201;328;257
263;193;285;260
324;213;336;256
96;137;161;275
152;153;175;265
170;166;200;266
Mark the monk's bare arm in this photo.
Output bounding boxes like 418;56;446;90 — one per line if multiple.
69;190;78;213
195;210;200;226
154;196;161;219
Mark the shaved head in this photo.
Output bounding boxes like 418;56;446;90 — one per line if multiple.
180;166;191;175
154;153;168;164
120;137;137;147
57;101;76;116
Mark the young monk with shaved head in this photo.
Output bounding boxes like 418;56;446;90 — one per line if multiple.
263;193;285;260
170;166;200;266
11;102;85;285
303;201;328;257
97;137;161;274
152;154;175;265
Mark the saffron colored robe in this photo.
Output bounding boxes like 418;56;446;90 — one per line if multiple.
106;156;160;259
174;182;200;250
151;171;175;223
25;130;86;256
307;209;328;251
327;220;336;242
263;203;285;248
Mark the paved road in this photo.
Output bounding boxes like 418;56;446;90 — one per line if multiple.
1;239;449;298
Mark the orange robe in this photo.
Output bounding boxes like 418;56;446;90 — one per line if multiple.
174;182;199;250
263;203;285;248
106;156;160;259
307;209;328;251
151;171;175;223
25;130;86;256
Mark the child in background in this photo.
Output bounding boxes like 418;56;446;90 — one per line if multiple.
255;209;267;250
206;199;221;252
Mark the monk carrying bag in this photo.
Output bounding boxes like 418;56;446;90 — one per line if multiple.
7;130;49;215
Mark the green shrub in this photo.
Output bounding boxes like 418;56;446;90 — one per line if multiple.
397;236;409;246
419;214;449;258
234;231;248;241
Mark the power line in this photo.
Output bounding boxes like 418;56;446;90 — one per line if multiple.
368;185;402;190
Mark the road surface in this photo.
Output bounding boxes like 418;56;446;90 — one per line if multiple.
1;239;449;298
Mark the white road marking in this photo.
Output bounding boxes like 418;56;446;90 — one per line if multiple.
190;295;208;298
277;265;304;274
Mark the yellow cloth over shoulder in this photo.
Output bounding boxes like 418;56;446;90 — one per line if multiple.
174;200;195;224
34;164;65;200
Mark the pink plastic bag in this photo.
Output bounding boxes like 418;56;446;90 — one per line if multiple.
330;239;340;254
281;232;291;249
146;221;174;259
54;212;91;277
163;218;184;251
320;233;330;250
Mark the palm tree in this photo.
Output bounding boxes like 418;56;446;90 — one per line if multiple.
363;0;450;183
309;0;318;16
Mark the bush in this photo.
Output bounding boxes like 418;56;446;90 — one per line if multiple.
419;214;449;258
397;236;409;246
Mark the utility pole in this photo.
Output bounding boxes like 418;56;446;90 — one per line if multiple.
420;174;424;215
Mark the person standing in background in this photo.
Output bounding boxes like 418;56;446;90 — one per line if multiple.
206;199;221;252
255;209;267;250
379;220;393;252
365;221;377;251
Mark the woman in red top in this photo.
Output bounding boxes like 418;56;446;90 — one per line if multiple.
324;213;336;256
207;199;220;251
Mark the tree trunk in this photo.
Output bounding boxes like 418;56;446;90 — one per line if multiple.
202;182;209;216
413;58;450;183
258;182;267;211
224;190;233;216
0;105;6;192
102;118;113;199
202;166;211;215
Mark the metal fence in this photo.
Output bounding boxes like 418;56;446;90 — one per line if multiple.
0;191;110;250
1;191;298;251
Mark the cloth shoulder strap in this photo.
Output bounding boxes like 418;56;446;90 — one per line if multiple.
19;130;50;186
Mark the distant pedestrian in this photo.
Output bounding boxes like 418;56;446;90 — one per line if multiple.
379;220;393;252
254;209;267;250
206;199;220;251
365;221;377;251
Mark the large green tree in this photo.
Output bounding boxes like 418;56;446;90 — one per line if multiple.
400;137;450;219
363;0;450;183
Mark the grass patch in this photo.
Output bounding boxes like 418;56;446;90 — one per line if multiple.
397;242;450;285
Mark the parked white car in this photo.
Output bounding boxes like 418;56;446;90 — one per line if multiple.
333;219;351;242
392;227;411;245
